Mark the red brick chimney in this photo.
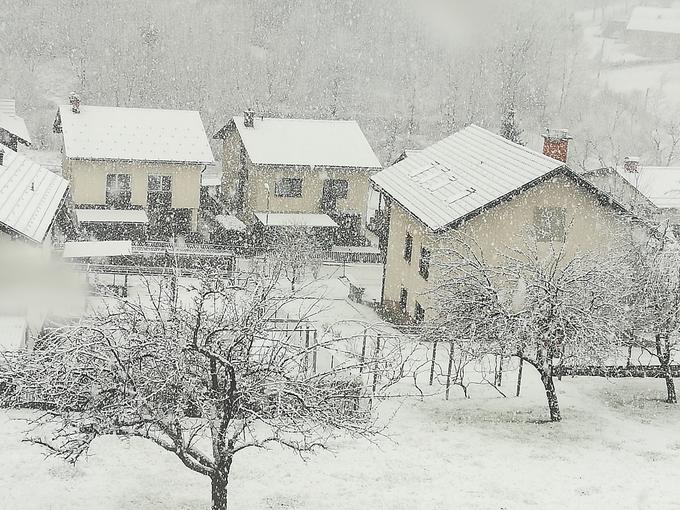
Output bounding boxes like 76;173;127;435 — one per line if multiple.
243;108;255;128
541;128;571;163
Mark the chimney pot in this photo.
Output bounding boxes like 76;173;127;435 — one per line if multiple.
541;128;572;163
69;92;81;114
243;108;255;128
624;156;640;173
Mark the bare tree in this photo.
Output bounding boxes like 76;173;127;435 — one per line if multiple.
626;239;679;403
1;264;412;510
428;231;630;421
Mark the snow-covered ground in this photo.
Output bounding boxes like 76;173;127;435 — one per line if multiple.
1;369;678;509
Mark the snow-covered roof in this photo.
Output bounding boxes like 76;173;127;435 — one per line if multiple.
0;148;69;243
0;316;28;351
218;116;381;168
0;99;31;145
55;105;215;164
627;7;680;34
615;165;680;209
215;214;246;232
75;208;149;224
370;124;566;231
254;212;338;227
63;240;133;258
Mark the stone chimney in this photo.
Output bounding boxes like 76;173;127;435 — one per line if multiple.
541;128;572;163
69;92;81;114
0;147;4;166
243;108;255;128
623;156;640;173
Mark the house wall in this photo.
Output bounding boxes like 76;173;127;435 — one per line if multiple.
63;158;203;229
221;129;374;226
382;174;642;319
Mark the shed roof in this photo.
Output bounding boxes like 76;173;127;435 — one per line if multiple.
615;165;680;209
55;105;215;164
0;99;31;145
0;148;69;243
370;124;566;231
216;116;381;168
627;6;680;34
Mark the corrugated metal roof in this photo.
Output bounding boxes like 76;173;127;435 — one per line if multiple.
56;105;215;164
627;6;680;34
615;165;680;209
370;124;565;231
0;99;31;145
0;315;28;351
0;148;69;243
227;116;381;168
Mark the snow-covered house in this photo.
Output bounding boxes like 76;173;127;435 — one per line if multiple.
53;97;215;241
584;159;680;235
626;6;680;57
370;125;643;323
0;99;31;151
213;111;381;244
0;146;69;248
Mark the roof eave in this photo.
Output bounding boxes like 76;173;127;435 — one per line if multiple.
64;155;215;165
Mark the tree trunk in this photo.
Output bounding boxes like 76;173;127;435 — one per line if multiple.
540;370;561;422
656;334;677;404
665;373;677;404
211;472;229;510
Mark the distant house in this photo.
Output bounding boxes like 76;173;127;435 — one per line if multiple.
370;125;643;323
583;158;680;235
626;6;680;57
0;146;69;248
213;111;381;244
0;99;31;151
53;96;215;241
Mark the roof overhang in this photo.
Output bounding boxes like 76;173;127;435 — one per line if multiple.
63;240;133;258
75;209;149;224
254;212;338;228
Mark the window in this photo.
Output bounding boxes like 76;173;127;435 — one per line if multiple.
105;174;131;208
419;246;431;280
321;179;349;211
275;178;303;198
404;233;413;263
534;207;567;242
414;302;425;324
148;174;172;192
326;179;348;199
399;288;408;312
148;175;172;210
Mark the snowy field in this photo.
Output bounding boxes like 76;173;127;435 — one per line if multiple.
1;368;678;510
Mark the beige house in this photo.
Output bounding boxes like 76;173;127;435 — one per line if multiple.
214;111;381;244
370;125;643;323
54;97;215;240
